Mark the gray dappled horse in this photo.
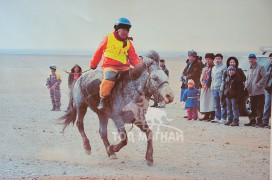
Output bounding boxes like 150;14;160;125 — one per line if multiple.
59;50;174;166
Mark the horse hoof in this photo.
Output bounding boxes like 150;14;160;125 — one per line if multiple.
85;149;91;155
146;160;154;166
109;154;118;159
107;145;115;154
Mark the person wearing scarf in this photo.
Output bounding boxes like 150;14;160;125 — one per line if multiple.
64;64;83;112
90;18;141;109
199;53;215;121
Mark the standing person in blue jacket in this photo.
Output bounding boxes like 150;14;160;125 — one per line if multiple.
46;64;62;111
181;79;200;120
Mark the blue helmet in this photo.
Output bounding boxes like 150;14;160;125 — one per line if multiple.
114;17;131;26
114;18;132;30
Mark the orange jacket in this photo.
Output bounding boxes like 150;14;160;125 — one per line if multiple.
90;32;141;70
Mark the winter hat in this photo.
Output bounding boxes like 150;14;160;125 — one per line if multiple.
187;79;195;86
205;53;215;60
248;53;256;58
49;64;57;70
228;66;236;71
188;50;197;57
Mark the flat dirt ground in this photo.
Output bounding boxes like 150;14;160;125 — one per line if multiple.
0;55;270;180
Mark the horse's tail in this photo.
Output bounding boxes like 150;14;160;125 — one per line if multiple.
58;103;77;133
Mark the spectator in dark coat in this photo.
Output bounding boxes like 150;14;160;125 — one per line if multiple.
222;66;244;126
180;50;202;102
222;56;246;84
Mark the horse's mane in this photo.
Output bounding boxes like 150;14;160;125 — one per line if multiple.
128;50;161;80
145;50;160;62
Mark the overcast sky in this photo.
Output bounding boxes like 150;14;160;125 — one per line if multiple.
1;0;272;54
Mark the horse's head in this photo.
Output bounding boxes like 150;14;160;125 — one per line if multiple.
142;50;174;104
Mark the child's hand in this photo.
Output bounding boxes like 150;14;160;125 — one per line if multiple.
181;101;185;105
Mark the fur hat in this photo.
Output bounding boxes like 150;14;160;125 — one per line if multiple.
188;50;197;57
205;53;215;60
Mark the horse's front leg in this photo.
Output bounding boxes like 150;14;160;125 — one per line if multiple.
107;120;128;154
135;120;153;166
97;113;117;159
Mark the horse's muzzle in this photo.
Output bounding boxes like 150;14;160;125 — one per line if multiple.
158;83;174;104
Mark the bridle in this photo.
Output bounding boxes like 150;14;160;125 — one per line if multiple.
128;64;169;99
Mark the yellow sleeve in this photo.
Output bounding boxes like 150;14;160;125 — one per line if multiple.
56;72;61;80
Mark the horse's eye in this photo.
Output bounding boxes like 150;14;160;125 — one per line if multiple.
153;76;159;81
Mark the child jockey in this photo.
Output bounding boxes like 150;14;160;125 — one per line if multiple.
90;17;141;109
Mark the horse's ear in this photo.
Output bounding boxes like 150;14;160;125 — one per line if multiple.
130;62;147;79
145;50;160;63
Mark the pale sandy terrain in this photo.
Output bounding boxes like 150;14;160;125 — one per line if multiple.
0;55;270;180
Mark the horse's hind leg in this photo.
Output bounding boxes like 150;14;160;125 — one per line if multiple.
135;120;153;166
97;113;117;159
76;104;91;155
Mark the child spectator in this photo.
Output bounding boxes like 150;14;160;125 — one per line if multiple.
46;64;62;111
181;79;200;120
63;64;82;112
222;66;243;126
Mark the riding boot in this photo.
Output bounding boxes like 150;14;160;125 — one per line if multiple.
224;119;233;125
199;113;209;121
151;102;158;107
255;119;262;127
208;111;215;121
230;120;239;126
51;105;56;111
98;79;115;110
245;119;256;126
